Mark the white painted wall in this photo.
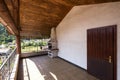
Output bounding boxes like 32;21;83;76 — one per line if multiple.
56;2;120;80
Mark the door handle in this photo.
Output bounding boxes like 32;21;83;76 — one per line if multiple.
105;56;112;63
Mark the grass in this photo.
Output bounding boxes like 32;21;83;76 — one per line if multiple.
21;46;41;53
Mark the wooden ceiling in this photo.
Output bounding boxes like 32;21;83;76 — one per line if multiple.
20;0;73;38
1;0;120;38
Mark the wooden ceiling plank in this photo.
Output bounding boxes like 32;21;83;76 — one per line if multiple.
19;0;120;38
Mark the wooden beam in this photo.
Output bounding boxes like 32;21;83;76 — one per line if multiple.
20;30;50;36
0;0;18;35
11;0;20;29
16;34;21;54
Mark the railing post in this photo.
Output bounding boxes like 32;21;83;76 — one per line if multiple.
8;58;10;80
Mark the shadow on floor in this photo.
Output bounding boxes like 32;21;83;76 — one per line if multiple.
17;55;99;80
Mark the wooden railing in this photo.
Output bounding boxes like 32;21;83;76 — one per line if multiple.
0;48;17;80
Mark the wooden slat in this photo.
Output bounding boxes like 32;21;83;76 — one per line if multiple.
19;0;120;38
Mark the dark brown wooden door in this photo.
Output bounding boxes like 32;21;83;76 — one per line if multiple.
87;25;117;80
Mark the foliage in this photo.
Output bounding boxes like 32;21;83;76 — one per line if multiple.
21;39;48;53
21;39;47;48
0;59;2;66
0;23;15;45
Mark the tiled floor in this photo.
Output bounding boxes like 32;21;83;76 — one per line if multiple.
17;55;99;80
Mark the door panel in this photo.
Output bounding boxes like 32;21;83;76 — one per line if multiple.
87;25;117;80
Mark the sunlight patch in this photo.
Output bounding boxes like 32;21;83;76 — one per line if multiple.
50;72;58;80
26;59;45;80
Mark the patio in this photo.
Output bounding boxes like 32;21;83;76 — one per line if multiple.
0;0;120;80
17;55;99;80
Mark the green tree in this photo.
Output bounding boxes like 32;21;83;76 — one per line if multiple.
0;23;15;45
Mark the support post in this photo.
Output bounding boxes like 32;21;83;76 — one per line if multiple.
0;72;2;80
16;35;21;54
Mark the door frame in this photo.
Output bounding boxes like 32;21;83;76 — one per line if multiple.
87;25;117;80
113;25;117;80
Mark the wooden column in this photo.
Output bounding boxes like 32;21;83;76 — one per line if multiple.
16;35;21;54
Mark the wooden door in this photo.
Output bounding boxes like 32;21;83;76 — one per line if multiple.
87;25;117;80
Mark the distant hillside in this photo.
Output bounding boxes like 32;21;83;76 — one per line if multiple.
0;23;15;44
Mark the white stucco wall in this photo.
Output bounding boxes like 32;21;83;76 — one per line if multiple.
56;2;120;80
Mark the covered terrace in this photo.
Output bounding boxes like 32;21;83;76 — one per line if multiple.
0;0;120;80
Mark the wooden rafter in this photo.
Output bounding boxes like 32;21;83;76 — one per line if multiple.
0;0;18;35
4;0;20;30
